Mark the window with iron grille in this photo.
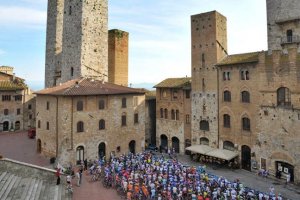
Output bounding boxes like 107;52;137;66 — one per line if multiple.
17;108;21;115
200;120;209;131
4;109;9;115
15;95;22;101
2;95;11;101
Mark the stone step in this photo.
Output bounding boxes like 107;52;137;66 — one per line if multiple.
0;173;15;199
19;178;33;200
10;177;28;200
53;185;59;200
34;179;43;200
6;176;22;200
24;178;36;200
1;174;18;200
0;171;8;183
0;172;10;193
40;182;49;200
29;178;40;200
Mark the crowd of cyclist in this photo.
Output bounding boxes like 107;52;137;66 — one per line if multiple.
87;152;283;200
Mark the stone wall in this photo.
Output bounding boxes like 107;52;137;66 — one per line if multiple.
0;158;57;182
36;93;145;165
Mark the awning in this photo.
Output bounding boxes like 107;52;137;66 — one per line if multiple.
206;148;239;161
185;145;214;155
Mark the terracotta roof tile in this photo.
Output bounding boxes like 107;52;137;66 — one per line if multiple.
35;78;145;96
0;80;27;91
216;52;260;66
154;77;191;88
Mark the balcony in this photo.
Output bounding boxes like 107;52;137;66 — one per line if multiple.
281;35;300;45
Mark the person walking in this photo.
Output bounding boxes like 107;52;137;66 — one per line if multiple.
56;168;61;185
76;170;80;186
285;172;290;186
79;166;83;185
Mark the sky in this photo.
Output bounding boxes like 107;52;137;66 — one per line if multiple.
0;0;267;90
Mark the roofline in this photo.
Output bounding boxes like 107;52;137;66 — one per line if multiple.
216;60;259;67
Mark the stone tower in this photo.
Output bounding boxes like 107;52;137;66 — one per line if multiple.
108;29;129;86
45;0;108;88
267;0;300;51
191;11;227;147
45;0;64;88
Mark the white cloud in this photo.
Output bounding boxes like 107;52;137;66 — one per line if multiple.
0;6;46;28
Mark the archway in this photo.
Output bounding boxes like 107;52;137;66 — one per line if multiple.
98;142;106;160
76;146;84;164
3;121;9;131
276;161;294;182
172;137;180;153
129;140;136;154
37;139;41;153
160;135;168;153
223;141;235;151
185;139;191;155
242;145;251;171
15;121;20;131
200;137;209;145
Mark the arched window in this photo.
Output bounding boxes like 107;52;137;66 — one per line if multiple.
200;120;209;131
224;91;231;102
241;70;249;80
245;71;249;80
171;109;175;120
71;67;74;77
77;121;84;132
241;91;250;103
121;113;127;126
4;109;9;115
242;117;250;131
176;110;179;120
277;87;291;106
99;119;105;130
99;99;105;110
122;98;127;108
160;108;164;118
164;109;168;119
241;71;245;80
223;114;230;128
77;100;83;111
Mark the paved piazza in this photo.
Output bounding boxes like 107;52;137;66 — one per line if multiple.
0;131;300;200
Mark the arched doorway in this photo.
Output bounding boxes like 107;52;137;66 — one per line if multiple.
15;121;20;131
76;146;84;164
98;142;106;160
276;161;294;182
37;139;41;153
223;141;235;151
172;137;180;153
3;121;9;131
185;139;191;155
129;140;136;154
200;137;209;145
160;135;168;153
242;145;251;171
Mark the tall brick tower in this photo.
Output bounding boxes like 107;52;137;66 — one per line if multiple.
267;0;300;51
45;0;108;88
191;11;227;147
108;29;129;86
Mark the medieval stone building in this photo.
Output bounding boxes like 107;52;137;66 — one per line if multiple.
0;66;35;132
35;78;145;164
155;78;191;154
188;0;300;183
